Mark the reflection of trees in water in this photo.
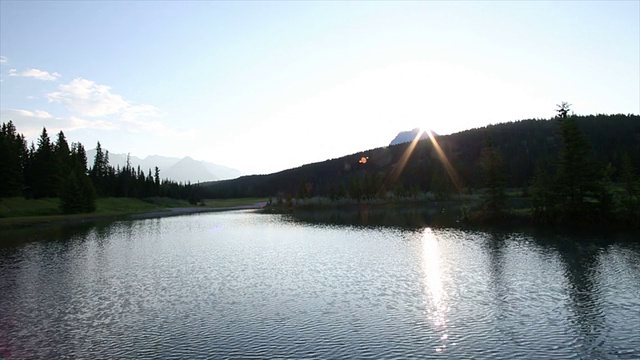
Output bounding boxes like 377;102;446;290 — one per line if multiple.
483;231;636;357
486;232;507;308
0;222;101;358
539;235;608;357
290;204;462;229
484;232;518;353
0;219;156;358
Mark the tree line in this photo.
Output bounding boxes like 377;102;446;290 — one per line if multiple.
0;122;202;213
203;110;639;227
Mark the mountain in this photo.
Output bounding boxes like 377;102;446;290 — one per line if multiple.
202;114;640;198
162;156;220;184
389;128;430;146
85;150;241;183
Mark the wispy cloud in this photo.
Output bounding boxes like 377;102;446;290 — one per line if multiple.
0;108;115;138
0;56;7;64
46;78;160;119
43;77;190;138
3;77;188;140
9;67;61;81
46;78;130;117
3;109;53;119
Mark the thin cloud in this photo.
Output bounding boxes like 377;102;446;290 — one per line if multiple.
44;77;187;137
0;109;115;138
46;78;160;120
2;109;53;119
9;67;61;81
0;56;7;64
46;78;130;117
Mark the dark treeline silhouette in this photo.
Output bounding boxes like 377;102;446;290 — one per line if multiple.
203;112;639;227
0;122;202;213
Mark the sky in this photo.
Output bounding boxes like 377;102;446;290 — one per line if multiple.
1;1;639;175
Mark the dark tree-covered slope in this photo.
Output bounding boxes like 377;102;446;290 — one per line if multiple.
202;114;640;199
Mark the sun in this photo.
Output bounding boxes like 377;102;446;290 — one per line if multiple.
417;126;433;139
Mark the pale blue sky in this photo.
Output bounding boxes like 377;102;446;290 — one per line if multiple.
1;1;638;175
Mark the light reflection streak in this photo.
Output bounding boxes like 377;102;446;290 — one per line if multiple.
426;130;463;194
386;130;423;186
385;129;463;195
420;228;449;353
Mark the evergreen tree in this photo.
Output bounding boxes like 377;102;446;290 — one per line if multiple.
60;172;84;214
479;137;507;218
53;131;71;196
154;166;161;196
530;161;559;223
0;121;28;197
80;174;97;212
31;128;58;198
90;142;113;196
619;153;640;226
70;142;88;175
555;103;602;221
23;142;36;198
58;139;97;213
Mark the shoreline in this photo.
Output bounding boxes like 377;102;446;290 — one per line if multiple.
0;202;267;231
127;203;267;220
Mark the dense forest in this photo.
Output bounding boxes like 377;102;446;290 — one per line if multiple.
0;122;202;213
202;111;639;226
2;110;638;226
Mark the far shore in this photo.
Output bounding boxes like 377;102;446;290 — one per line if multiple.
0;202;267;232
128;203;267;220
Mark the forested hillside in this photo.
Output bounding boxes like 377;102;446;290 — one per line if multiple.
0;122;203;214
202;113;639;200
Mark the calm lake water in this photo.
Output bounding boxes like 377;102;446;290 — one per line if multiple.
1;210;639;359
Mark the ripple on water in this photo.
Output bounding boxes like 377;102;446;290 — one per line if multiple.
0;213;639;359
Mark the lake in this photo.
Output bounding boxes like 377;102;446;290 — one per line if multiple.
1;210;639;359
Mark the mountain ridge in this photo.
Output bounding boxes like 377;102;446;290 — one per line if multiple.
389;128;430;146
201;114;640;198
85;150;241;183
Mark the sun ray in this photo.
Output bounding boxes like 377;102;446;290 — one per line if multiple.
427;130;463;194
385;128;462;196
386;128;424;187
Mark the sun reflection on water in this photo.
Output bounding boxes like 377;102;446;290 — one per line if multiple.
420;228;450;353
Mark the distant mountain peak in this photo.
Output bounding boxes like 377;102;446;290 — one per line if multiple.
86;149;241;183
389;128;431;146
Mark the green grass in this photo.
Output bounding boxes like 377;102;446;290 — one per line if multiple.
0;196;268;231
143;197;267;208
202;198;268;208
94;197;164;214
0;197;164;218
0;197;167;231
0;197;62;217
143;197;191;207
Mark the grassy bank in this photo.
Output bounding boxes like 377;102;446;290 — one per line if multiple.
201;198;268;208
0;197;166;230
0;197;268;231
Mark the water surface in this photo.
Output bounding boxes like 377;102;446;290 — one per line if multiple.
1;211;638;359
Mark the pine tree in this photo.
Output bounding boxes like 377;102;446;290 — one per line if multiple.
53;131;71;196
619;153;640;225
555;102;602;221
480;137;507;218
0;121;28;197
31;128;58;198
61;142;97;214
530;161;559;223
61;172;84;214
90;142;111;196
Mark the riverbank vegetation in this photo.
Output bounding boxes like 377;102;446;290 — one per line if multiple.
0;121;205;216
0;196;267;231
208;106;639;229
0;197;164;230
2;106;638;229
